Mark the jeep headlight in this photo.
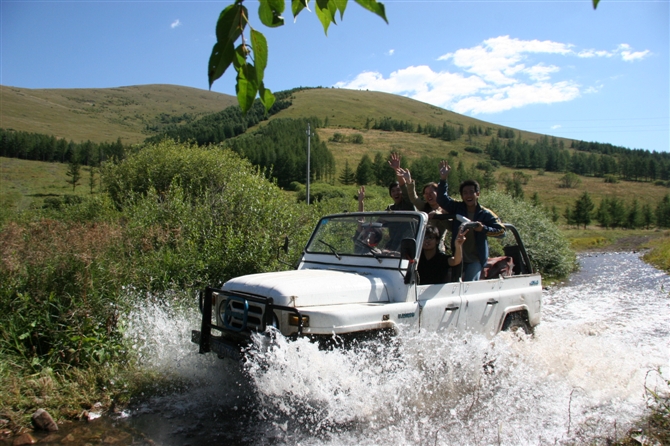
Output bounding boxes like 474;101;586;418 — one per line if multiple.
288;314;309;327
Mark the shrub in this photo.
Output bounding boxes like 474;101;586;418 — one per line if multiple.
604;175;619;184
558;172;581;189
481;191;576;278
350;134;364;144
296;182;347;203
464;146;483;154
476;161;497;172
449;150;459;157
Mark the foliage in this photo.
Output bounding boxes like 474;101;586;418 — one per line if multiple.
339;160;356;185
464;146;483;154
482;191;576;278
65;160;81;192
144;89;296;145
0;129;127;166
657;194;670;228
295;182;347;203
208;0;387;114
643;233;670;273
572;191;595;229
356;154;376;185
559;172;581;189
228;116;335;187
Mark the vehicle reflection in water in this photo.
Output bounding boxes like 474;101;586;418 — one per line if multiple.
9;252;668;445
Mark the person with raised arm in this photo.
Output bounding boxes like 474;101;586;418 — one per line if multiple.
418;225;468;285
436;160;505;281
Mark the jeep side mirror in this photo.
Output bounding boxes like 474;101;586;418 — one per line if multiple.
282;235;289;254
399;238;417;284
400;238;416;259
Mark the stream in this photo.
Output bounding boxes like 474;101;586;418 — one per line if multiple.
12;252;670;445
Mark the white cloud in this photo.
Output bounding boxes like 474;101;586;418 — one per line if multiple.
171;19;181;29
387;49;395;56
334;36;649;115
551;125;562;130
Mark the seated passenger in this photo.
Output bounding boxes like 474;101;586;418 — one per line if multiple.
418;225;467;285
353;223;384;255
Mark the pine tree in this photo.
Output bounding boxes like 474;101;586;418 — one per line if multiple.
66;160;81;192
338;160;356;185
88;167;96;194
626;198;641;229
572;192;594;229
656;194;670;228
563;207;573;227
641;203;654;229
596;198;612;228
355;154;376;185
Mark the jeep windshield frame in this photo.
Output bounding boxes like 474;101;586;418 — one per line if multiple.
305;212;423;259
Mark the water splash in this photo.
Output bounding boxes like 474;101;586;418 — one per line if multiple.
120;253;670;445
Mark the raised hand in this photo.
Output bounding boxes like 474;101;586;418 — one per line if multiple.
357;186;365;202
387;152;402;171
455;228;469;246
439;160;451;180
396;167;412;184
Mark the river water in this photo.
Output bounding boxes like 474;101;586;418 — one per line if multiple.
19;252;670;445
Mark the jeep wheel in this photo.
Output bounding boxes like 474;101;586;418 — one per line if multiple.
502;313;533;335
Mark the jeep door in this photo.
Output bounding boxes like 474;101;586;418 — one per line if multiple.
460;278;502;338
417;282;462;332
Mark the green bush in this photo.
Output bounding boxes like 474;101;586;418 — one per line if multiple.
464;146;483;154
481;191;576;278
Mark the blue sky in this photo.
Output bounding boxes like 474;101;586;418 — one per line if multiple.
2;0;668;152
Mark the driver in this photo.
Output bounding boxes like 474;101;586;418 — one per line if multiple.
354;224;383;254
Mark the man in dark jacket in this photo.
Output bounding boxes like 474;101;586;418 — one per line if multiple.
436;160;505;281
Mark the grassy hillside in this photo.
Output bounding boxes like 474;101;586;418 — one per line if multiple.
2;84;668;214
0;84;237;144
0;157;95;211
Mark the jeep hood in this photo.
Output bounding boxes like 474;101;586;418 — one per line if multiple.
222;269;389;307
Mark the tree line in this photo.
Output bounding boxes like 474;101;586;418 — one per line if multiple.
0;129;126;166
486;135;670;182
144;88;306;146
565;192;670;229
227;117;335;188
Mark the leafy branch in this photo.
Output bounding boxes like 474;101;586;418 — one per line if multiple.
208;0;388;114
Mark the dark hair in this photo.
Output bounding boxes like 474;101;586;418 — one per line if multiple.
459;179;480;195
424;225;440;240
367;227;383;245
388;181;400;196
422;182;438;195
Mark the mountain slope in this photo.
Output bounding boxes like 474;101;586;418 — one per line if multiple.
0;84;237;144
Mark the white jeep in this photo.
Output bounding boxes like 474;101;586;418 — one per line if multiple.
192;211;542;360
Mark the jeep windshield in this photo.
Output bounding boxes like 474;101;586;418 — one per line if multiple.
305;212;422;258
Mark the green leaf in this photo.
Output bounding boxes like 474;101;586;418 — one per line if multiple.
259;83;276;112
292;0;309;18
208;41;236;88
592;0;600;8
250;29;269;83
354;0;388;23
258;0;285;27
315;0;338;34
210;4;247;88
236;63;259;114
215;4;245;45
333;0;348;20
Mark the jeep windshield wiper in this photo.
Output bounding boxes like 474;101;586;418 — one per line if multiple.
318;239;341;260
354;240;383;263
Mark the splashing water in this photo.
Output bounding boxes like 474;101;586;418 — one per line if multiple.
122;253;670;445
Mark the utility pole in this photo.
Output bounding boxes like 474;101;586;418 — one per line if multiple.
306;123;311;205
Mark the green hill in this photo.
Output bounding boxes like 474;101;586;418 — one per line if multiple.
0;84;237;144
2;84;669;216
